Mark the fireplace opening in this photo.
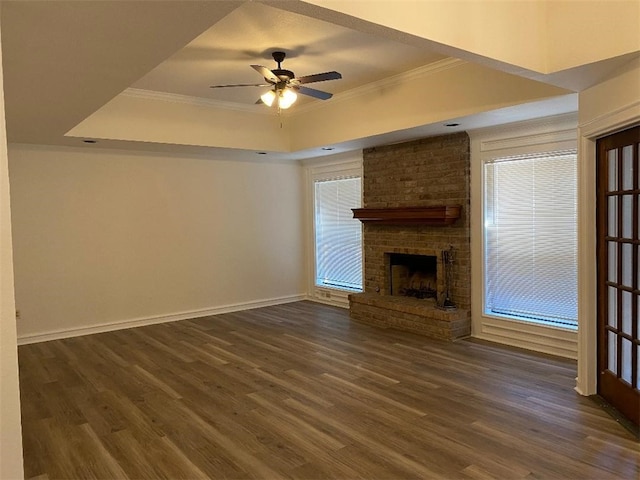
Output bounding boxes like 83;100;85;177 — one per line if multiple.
388;253;437;299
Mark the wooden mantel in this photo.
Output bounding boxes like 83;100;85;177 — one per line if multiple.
352;205;461;226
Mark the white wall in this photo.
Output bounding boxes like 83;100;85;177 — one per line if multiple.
0;14;25;477
9;145;306;342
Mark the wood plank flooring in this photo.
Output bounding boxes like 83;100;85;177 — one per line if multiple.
19;301;639;479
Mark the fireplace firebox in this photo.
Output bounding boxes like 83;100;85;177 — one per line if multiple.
388;253;438;299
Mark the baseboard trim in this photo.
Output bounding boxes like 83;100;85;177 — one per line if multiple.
308;296;350;309
17;294;307;345
310;287;351;308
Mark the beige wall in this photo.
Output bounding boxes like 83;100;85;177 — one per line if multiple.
0;16;24;479
579;57;640;126
9;145;306;341
546;1;640;72
68;93;290;153
303;1;639;74
288;61;569;152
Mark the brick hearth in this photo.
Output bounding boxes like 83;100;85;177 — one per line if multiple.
349;132;471;341
350;294;470;341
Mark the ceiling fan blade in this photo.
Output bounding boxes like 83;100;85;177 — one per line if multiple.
294;85;333;100
209;83;270;88
294;71;342;84
251;65;279;83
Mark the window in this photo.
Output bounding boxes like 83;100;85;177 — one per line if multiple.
484;151;578;328
314;176;362;291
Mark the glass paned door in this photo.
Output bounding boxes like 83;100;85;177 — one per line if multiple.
597;126;640;426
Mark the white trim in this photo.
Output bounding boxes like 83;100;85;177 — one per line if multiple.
17;294;306;345
479;128;577;153
309;288;351;309
579;100;640;138
575;102;640;396
302;151;363;175
469;113;579;359
476;316;578;359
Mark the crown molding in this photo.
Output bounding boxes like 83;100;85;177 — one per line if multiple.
479;128;577;153
122;88;271;114
291;57;466;116
121;58;465;117
578;99;640;138
470;111;578;142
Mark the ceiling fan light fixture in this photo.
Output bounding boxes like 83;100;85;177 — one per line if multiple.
278;89;297;109
211;51;341;110
261;90;276;107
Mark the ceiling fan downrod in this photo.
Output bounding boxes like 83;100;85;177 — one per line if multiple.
270;51;294;82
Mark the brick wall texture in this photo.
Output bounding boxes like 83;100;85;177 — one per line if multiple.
362;132;471;311
349;133;471;340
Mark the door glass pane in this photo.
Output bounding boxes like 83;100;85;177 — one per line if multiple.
608;330;617;373
621;290;632;334
621;195;632;238
621;338;632;384
608;286;617;326
621;145;633;190
608;242;617;282
622;243;632;286
608;196;618;236
608;149;618;191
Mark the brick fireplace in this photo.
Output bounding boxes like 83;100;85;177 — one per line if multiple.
349;132;471;341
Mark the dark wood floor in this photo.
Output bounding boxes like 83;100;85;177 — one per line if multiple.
19;301;639;479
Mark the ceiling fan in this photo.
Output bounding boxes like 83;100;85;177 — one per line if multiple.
209;51;342;110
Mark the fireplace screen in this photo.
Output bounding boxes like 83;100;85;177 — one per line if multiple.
388;253;437;299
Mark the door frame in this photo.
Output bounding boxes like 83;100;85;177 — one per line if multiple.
576;102;640;396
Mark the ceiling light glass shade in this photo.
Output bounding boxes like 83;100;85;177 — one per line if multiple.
278;89;297;109
260;90;276;107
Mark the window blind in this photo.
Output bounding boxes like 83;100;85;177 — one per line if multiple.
314;177;362;291
484;152;578;327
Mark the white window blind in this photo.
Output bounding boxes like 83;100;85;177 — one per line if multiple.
314;177;362;291
484;152;578;327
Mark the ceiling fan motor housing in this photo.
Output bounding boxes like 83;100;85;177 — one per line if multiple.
271;52;294;82
272;69;295;83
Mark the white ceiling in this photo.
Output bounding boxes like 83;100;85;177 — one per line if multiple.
1;0;634;160
132;2;446;106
